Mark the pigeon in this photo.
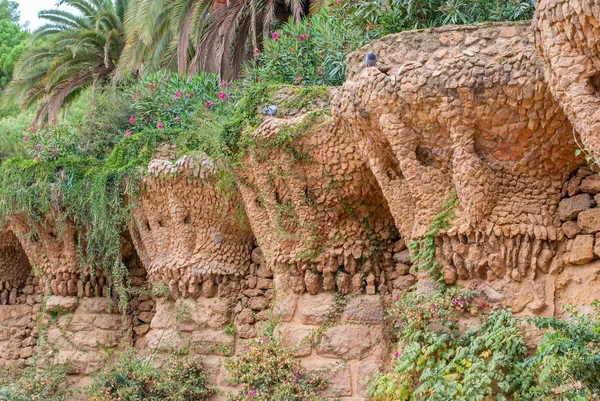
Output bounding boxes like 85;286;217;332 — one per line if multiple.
366;52;377;68
261;105;278;116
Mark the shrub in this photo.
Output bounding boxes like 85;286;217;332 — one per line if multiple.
0;109;33;162
125;71;229;134
225;331;327;401
22;121;79;163
351;0;534;37
87;350;213;401
247;2;371;86
520;302;600;400
0;364;71;401
76;88;135;157
369;290;532;401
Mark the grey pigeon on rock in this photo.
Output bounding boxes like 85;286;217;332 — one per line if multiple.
366;52;377;67
261;105;278;116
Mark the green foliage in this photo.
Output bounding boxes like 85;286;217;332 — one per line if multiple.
520;302;600;400
126;71;227;133
350;0;534;37
0;108;33;161
225;330;327;401
87;350;213;401
75;88;135;157
370;290;532;401
22;121;79;162
5;0;127;121
409;190;458;281
0;364;71;401
0;0;27;92
247;2;371;86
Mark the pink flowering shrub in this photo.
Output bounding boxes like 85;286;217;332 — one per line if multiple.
225;329;327;401
246;1;371;86
126;71;228;135
22;121;77;162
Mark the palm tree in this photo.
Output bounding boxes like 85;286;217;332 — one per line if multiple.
5;0;128;123
120;0;309;80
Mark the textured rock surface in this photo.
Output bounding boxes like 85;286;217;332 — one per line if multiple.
129;154;254;298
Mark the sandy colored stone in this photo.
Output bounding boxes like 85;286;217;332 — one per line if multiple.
341;295;383;324
45;296;77;313
562;220;582;239
578;208;600;233
278;324;314;357
301;359;352;397
315;325;380;360
298;293;334;325
558;194;594;221
569;235;595;265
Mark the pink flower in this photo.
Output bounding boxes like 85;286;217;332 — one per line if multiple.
225;93;229;99
163;77;168;82
253;48;260;54
157;122;163;129
125;130;132;136
149;83;158;88
175;116;180;121
337;0;341;4
35;144;42;152
298;34;309;40
394;351;399;358
40;157;45;162
129;115;135;124
271;31;279;40
221;81;227;87
248;390;255;396
294;76;302;84
205;101;214;108
23;136;28;142
218;91;225;99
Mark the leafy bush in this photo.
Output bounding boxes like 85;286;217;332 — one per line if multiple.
370;290;532;401
350;0;534;37
0;364;71;401
0;108;33;161
22;121;79;162
126;71;229;134
520;302;600;400
225;331;327;401
247;2;371;86
76;88;135;157
87;350;213;401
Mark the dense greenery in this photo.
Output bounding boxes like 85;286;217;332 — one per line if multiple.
87;351;213;401
521;302;600;400
225;326;328;401
0;0;27;92
370;289;533;401
0;363;72;401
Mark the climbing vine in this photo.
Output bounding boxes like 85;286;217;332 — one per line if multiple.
409;189;459;282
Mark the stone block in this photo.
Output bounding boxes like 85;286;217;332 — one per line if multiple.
45;296;77;313
145;329;186;349
315;325;379;360
94;315;129;330
341;295;383;324
77;297;116;314
580;175;600;194
58;313;95;332
393;275;416;290
191;330;235;356
298;293;334;325
393;250;411;264
0;305;32;327
569;235;596;265
301;359;352;397
248;296;269;311
183;297;232;329
578;208;600;233
558;193;594;221
562;220;581;238
272;294;298;322
356;361;380;397
278;324;314;357
150;300;176;329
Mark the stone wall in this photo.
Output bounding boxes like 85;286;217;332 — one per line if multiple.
3;3;600;398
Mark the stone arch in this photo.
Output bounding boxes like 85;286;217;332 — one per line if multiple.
0;227;34;305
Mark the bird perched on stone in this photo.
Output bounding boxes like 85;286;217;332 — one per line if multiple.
261;105;278;116
366;52;377;67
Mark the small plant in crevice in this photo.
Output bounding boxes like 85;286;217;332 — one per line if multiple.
370;289;532;401
409;189;459;282
225;324;328;401
519;301;600;400
87;349;213;401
